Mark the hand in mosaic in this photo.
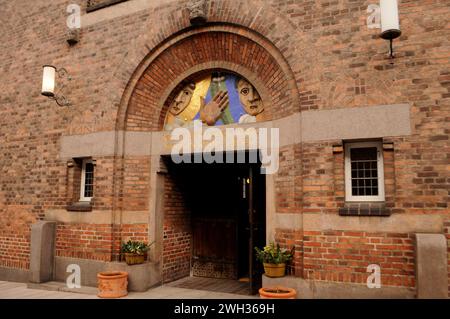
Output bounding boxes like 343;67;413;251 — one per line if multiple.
199;91;229;126
169;83;196;116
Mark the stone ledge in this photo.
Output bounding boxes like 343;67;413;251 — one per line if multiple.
87;0;129;13
66;201;93;212
339;202;391;217
54;257;161;292
0;266;30;283
262;275;416;299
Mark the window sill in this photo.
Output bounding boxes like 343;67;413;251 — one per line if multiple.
86;0;128;13
339;202;390;217
66;201;93;212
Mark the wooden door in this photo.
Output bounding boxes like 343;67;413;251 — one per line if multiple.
192;218;238;279
248;164;266;294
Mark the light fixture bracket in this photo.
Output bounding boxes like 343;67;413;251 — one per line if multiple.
42;66;72;107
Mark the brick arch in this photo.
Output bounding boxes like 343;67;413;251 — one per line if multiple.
113;0;310;131
125;30;299;131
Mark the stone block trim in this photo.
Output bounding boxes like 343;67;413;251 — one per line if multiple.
415;233;448;298
338;203;391;217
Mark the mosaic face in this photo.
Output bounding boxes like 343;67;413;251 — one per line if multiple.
237;78;264;116
169;83;196;116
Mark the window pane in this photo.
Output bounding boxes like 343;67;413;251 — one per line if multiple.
349;147;379;197
84;162;94;198
350;147;377;161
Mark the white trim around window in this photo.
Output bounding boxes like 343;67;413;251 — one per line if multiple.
345;141;385;202
80;158;94;202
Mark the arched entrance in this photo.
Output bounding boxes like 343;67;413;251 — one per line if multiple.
118;25;300;295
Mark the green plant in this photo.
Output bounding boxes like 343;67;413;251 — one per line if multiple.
121;240;154;256
254;242;293;264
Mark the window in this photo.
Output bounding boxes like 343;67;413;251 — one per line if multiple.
80;159;94;201
345;141;384;202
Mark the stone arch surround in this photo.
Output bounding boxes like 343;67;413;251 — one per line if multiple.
119;25;300;132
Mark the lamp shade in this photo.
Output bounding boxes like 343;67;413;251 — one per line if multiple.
41;65;56;97
380;0;401;39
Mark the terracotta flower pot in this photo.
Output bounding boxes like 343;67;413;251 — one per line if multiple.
263;263;286;278
97;271;128;298
124;253;145;265
259;286;297;299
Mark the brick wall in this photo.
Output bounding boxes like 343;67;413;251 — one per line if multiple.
275;144;302;214
275;229;303;276
0;204;34;270
56;223;113;261
303;231;415;288
162;172;191;283
121;157;151;211
56;223;148;261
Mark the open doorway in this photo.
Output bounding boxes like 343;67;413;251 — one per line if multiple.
162;152;266;295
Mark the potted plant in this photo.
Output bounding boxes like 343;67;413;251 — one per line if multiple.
254;242;293;278
97;271;128;298
259;286;297;299
121;240;154;265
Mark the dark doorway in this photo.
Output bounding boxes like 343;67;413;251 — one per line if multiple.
163;152;266;295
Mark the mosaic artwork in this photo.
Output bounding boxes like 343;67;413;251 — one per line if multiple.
164;72;265;130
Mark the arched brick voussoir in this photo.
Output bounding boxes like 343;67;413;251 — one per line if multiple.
124;31;299;132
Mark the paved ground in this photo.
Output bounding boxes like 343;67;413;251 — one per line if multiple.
167;276;250;295
0;280;257;299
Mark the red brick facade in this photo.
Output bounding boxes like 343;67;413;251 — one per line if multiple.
302;231;415;287
0;0;448;297
162;172;191;282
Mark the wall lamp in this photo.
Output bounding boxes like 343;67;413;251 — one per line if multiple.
41;65;72;107
379;0;401;58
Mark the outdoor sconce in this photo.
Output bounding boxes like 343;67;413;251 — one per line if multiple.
41;65;71;106
379;0;401;58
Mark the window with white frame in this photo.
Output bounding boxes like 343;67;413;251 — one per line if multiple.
345;141;385;202
80;159;94;201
